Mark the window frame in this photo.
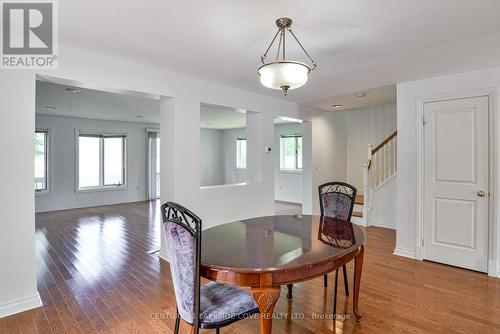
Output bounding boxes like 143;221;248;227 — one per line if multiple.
280;134;303;173
236;137;247;169
35;128;50;195
75;129;128;192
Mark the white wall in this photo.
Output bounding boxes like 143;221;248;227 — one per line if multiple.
200;128;224;186
306;106;396;212
221;128;247;184
310;111;349;214
345;103;396;190
201;127;250;186
35;46;316;229
274;123;303;203
31;45;322;253
0;43;350;317
0;73;41;318
203;122;315;205
34;114;158;212
371;176;397;229
397;66;500;277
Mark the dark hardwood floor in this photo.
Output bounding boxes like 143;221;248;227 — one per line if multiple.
1;200;499;333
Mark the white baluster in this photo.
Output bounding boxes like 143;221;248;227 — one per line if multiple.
377;147;385;185
378;149;382;184
390;139;396;176
391;138;395;176
383;145;387;181
387;142;391;178
394;137;397;173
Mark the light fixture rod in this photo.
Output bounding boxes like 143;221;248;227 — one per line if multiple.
260;18;316;71
282;28;286;60
287;28;317;69
261;29;281;64
276;29;283;61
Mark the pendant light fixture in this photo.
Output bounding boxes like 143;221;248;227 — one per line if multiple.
258;17;317;96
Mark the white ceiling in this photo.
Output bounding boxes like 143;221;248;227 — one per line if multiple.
200;103;297;130
36;81;160;123
59;0;500;106
200;103;247;130
312;85;396;111
36;82;297;128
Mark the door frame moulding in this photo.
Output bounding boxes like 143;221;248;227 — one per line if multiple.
415;88;498;277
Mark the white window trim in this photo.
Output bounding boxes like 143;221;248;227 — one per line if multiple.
75;129;128;193
280;134;303;173
35;128;50;196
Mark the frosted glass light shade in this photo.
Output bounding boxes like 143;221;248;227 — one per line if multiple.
258;61;310;91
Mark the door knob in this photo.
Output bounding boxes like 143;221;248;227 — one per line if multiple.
477;191;486;197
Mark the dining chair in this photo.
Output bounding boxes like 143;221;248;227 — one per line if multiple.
318;181;357;315
162;202;259;334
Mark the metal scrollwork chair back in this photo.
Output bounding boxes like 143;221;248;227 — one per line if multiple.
161;202;259;334
318;182;357;221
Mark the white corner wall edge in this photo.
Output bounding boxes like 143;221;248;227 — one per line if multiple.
393;247;416;259
0;293;42;319
158;249;169;263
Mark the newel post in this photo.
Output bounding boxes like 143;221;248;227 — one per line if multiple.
362;143;373;226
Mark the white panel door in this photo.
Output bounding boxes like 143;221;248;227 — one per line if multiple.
423;96;489;272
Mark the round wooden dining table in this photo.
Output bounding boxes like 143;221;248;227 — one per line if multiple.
200;214;366;334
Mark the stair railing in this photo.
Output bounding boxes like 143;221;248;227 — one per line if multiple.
362;131;398;224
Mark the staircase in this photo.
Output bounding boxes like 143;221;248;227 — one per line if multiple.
351;131;398;226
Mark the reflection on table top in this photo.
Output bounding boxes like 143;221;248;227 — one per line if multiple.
201;215;365;272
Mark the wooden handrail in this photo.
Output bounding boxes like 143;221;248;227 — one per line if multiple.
372;131;397;155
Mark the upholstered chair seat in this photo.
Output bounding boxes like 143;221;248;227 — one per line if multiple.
200;282;258;325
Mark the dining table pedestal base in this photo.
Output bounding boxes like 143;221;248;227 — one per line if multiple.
252;286;281;334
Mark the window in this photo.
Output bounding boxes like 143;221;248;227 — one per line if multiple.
34;129;48;192
236;138;246;169
280;135;302;171
77;132;126;190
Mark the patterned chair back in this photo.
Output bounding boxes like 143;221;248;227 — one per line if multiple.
161;202;202;328
318;182;357;221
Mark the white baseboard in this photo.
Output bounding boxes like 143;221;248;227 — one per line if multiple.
274;199;302;205
488;260;499;278
369;218;396;229
0;293;42;319
393;246;416;259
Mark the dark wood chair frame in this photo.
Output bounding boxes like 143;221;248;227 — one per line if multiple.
161;202;259;334
318;181;357;314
